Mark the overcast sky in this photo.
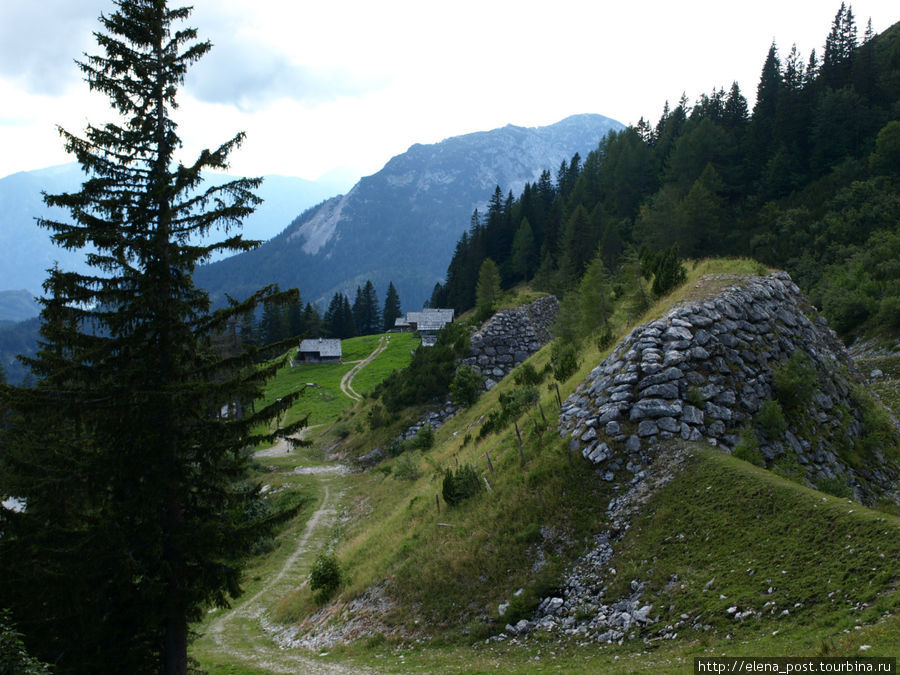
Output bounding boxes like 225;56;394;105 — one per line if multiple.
1;0;897;182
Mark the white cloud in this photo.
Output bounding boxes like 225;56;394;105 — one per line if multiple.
1;0;898;180
0;0;98;95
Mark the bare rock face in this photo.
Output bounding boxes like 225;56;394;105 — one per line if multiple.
558;272;900;505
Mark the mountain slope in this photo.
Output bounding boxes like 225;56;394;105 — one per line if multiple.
255;262;899;667
0;163;352;297
195;113;624;310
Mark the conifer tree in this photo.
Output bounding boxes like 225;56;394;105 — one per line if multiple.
302;302;323;337
324;292;355;338
579;251;613;332
382;282;402;331
341;294;356;338
749;42;782;169
0;2;305;671
352;280;380;335
284;292;306;338
823;2;857;88
509;218;536;282
475;258;502;320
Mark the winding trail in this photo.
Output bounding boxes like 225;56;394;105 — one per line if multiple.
193;336;394;671
339;335;390;402
254;424;324;459
196;468;366;674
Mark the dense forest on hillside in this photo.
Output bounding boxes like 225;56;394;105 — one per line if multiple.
431;6;900;341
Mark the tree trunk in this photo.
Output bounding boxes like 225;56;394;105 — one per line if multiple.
164;615;188;675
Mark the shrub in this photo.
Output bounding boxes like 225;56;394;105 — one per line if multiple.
756;398;787;438
479;386;539;437
686;386;704;408
451;364;483;407
818;475;853;499
851;386;899;461
393;452;421;481
876;295;900;330
367;403;389;430
550;341;579;382
502;592;539;625
647;244;687;297
375;322;471;411
774;350;817;411
513;362;544;387
389;437;409;457
411;423;435;451
596;325;615;351
309;553;342;604
0;610;51;674
733;426;765;467
515;523;543;544
442;464;482;506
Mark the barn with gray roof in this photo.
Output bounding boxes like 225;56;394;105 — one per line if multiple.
297;338;342;363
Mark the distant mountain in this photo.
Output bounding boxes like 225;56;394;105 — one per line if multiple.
0;290;41;323
196;113;624;311
0;163;354;296
0;317;39;385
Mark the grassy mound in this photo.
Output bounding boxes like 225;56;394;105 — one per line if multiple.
606;447;900;651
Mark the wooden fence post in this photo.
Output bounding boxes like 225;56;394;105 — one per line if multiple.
515;422;526;465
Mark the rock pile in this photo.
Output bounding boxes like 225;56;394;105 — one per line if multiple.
357;402;459;469
496;446;692;644
558;272;898;504
463;295;559;389
398;402;459;441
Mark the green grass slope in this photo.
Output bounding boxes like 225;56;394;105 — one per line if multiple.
323;446;900;672
254;332;419;432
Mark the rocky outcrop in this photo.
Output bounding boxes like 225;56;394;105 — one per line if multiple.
558;272;899;504
463;295;559;389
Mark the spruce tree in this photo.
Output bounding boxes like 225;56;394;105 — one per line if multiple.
352;280;380;335
0;2;305;672
340;294;357;338
509;218;536;282
302;302;323;337
324;292;345;337
475;258;502;320
382;282;402;331
579;250;613;332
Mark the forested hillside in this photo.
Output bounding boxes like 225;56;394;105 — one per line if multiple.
433;7;899;342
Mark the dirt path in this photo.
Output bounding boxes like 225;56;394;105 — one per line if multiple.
254;424;324;459
339;335;390;402
197;469;369;674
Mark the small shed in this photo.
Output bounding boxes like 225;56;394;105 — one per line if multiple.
297;338;342;363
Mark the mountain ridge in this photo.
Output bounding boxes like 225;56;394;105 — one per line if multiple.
196;113;625;310
0;163;354;299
